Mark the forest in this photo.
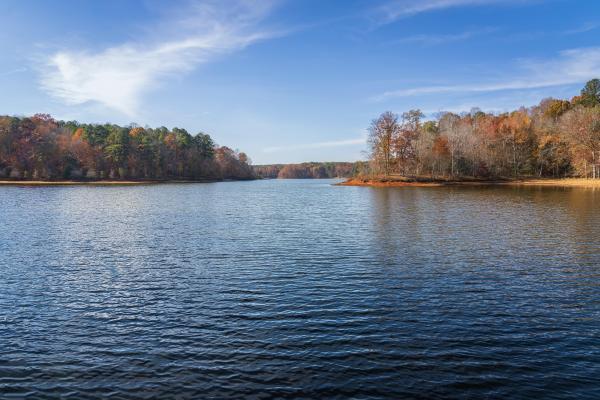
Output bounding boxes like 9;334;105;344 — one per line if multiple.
0;115;254;181
3;80;599;183
366;79;600;179
254;162;363;179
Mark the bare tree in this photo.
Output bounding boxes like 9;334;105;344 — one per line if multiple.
560;106;600;178
439;113;465;177
394;109;424;175
368;111;400;176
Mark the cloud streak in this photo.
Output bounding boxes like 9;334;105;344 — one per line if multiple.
377;0;501;22
372;47;600;101
389;27;497;45
563;22;600;35
263;137;366;153
40;0;280;116
0;67;27;77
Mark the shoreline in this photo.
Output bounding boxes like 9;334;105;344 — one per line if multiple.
338;177;600;188
2;177;599;188
0;179;240;186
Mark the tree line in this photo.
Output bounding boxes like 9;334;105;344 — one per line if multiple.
367;79;600;179
254;162;364;179
0;115;254;181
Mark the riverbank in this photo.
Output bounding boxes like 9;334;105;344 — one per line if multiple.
0;179;234;186
338;176;600;188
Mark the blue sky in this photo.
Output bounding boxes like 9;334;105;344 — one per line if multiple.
1;0;599;164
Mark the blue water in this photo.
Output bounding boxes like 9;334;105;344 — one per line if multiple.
1;179;599;399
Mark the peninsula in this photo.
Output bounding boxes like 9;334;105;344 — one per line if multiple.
345;79;600;188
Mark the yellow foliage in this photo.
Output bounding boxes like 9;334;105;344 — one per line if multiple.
129;127;145;138
72;128;84;141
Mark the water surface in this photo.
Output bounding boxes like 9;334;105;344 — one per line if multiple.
1;179;599;399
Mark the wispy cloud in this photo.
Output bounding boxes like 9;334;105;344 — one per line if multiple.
376;0;521;23
0;67;27;77
421;104;506;116
372;47;600;101
389;27;497;45
40;0;280;116
263;137;366;153
501;22;600;42
563;22;600;35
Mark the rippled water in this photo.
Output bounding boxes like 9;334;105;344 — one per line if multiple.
1;179;599;399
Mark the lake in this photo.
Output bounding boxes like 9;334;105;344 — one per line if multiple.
1;179;599;399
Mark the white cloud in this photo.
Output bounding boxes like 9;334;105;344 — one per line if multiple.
563;22;600;35
372;47;600;101
263;137;366;153
390;27;497;45
40;0;280;116
378;0;500;22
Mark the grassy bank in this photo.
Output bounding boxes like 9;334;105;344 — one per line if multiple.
338;176;600;188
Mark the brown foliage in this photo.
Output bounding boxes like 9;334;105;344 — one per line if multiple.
366;80;600;179
0;116;254;181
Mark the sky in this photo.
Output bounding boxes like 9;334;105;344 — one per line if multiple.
1;0;599;164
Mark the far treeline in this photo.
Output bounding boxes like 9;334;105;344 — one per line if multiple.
254;162;364;179
365;79;600;179
0;115;254;181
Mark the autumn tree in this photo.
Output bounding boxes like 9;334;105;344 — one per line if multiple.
364;79;600;179
0;115;254;181
395;109;424;174
438;113;465;176
368;111;400;175
560;105;600;178
542;99;571;121
576;79;600;107
415;120;439;176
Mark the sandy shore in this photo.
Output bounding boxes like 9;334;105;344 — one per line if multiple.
338;177;600;188
508;178;600;187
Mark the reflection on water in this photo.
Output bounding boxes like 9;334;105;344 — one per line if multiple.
1;180;599;399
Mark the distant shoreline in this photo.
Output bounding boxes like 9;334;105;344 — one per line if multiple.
338;177;600;188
